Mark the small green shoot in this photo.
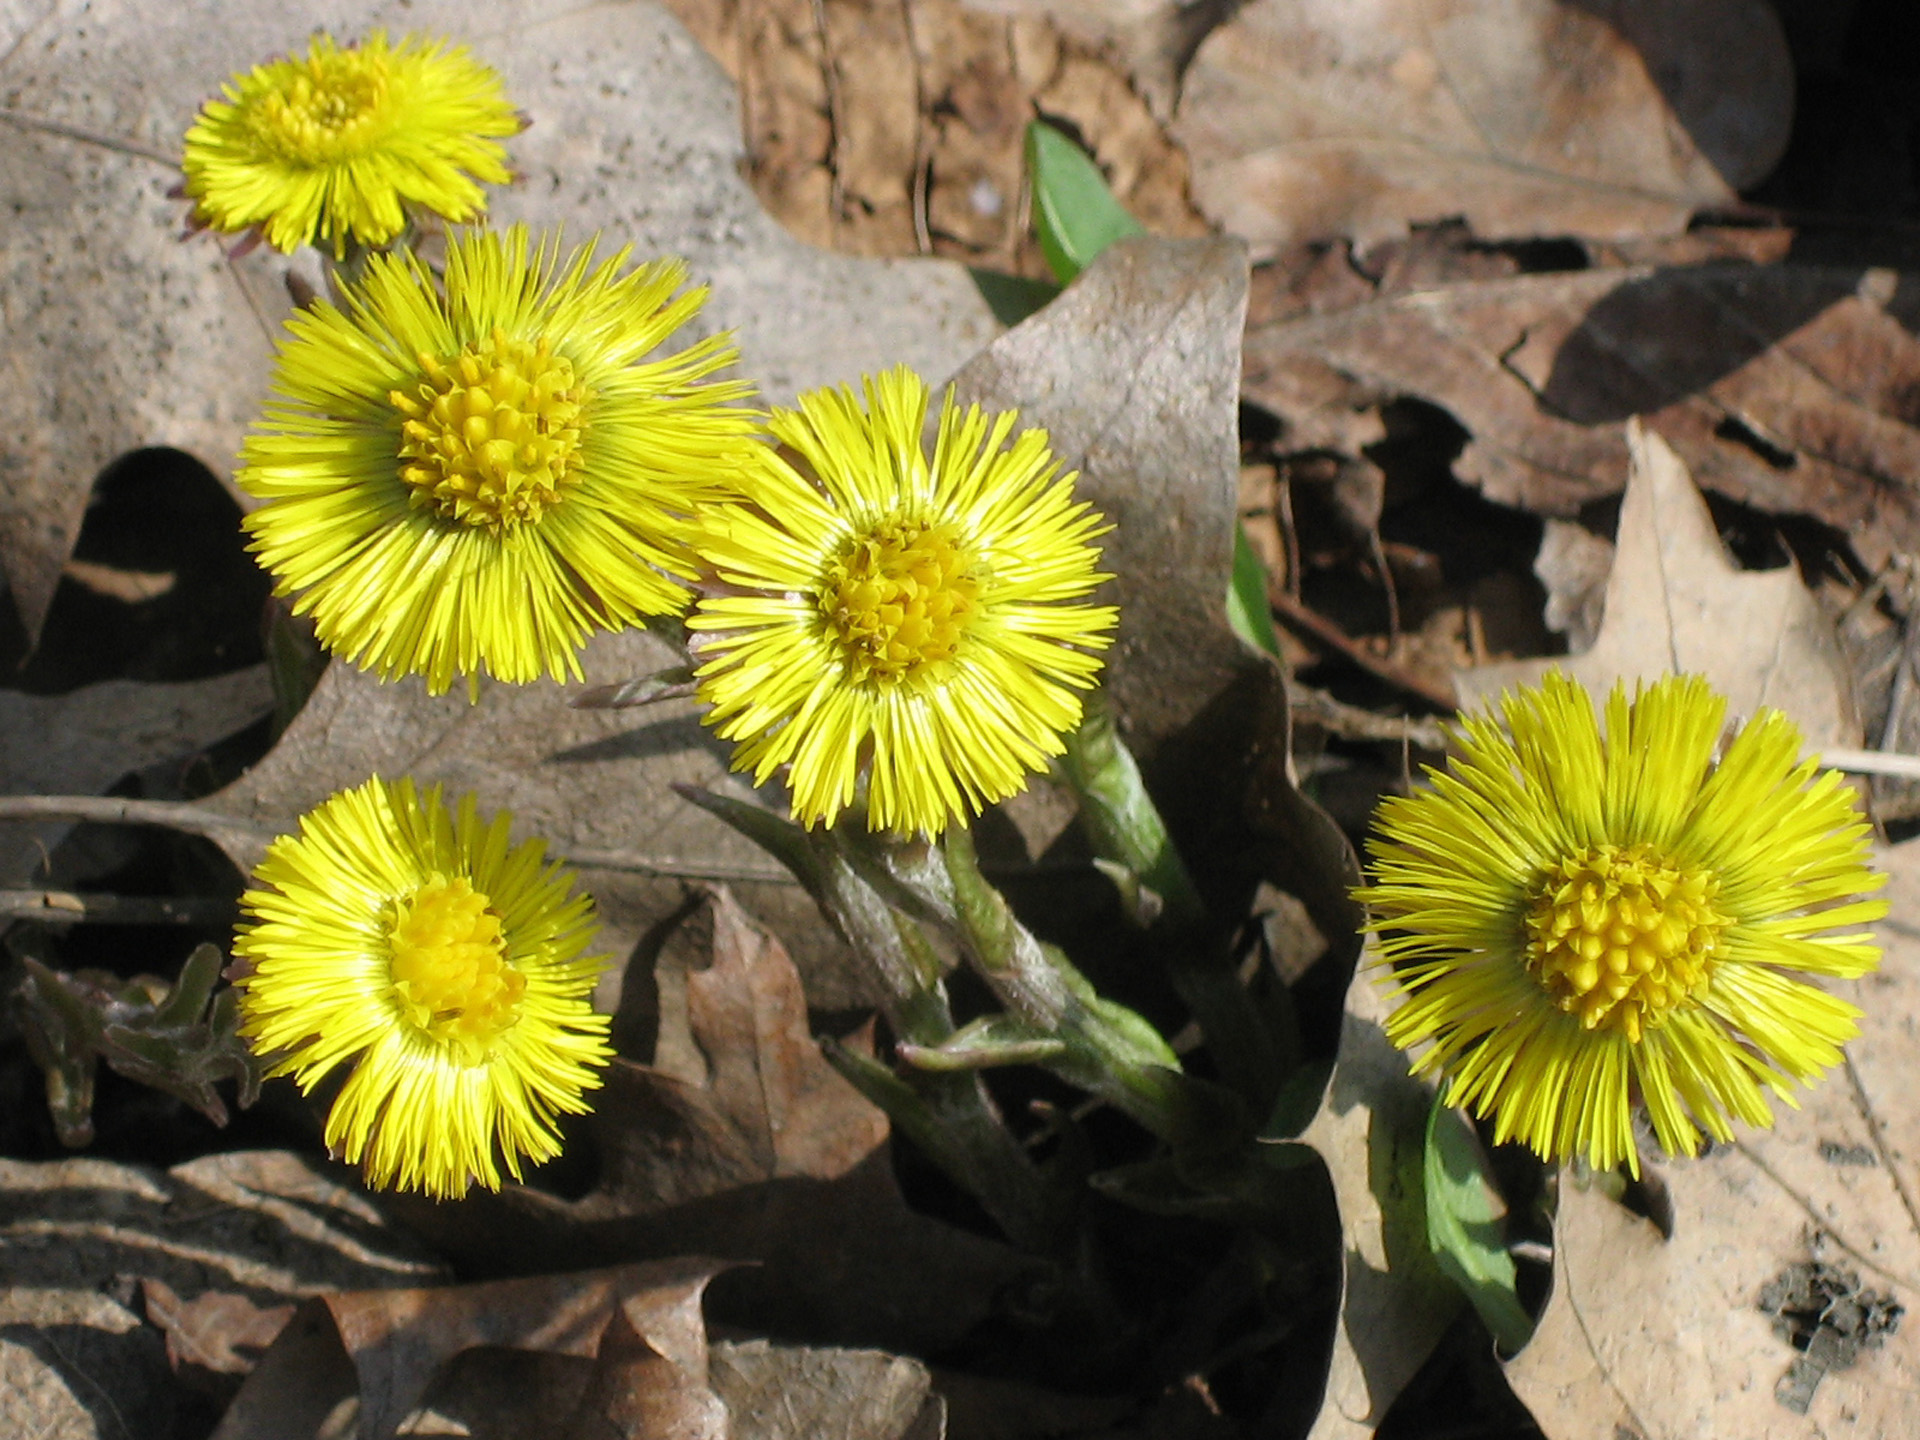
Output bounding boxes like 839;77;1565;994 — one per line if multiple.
1424;1095;1535;1354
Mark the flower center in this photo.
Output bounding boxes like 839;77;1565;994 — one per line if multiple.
820;519;980;686
1524;843;1730;1043
392;332;590;530
247;47;394;166
387;875;525;1060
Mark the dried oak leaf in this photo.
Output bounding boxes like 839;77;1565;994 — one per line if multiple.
1242;263;1920;576
0;0;996;646
1457;423;1860;751
661;0;1205;272
1504;837;1920;1439
381;887;1036;1358
212;1258;728;1440
1174;0;1792;259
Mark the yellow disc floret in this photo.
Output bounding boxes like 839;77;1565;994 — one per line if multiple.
394;332;590;528
387;875;526;1060
822;519;980;686
1524;843;1729;1043
246;41;395;166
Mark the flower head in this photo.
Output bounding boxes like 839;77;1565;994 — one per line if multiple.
182;30;520;257
1357;672;1887;1173
232;776;612;1198
240;224;755;695
686;367;1117;835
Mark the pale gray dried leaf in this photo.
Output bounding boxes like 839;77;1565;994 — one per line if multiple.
1295;942;1458;1440
0;1151;444;1440
712;1339;938;1440
1505;837;1920;1438
1457;424;1859;750
1533;520;1614;654
1173;0;1791;259
0;668;272;883
0;0;997;646
948;234;1250;762
1241;264;1920;575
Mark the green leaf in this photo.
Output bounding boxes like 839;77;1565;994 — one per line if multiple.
1424;1096;1535;1353
1026;120;1145;284
1227;522;1282;657
968;267;1061;326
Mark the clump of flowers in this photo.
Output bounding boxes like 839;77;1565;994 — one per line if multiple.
239;223;756;695
685;366;1117;836
231;776;612;1198
1356;672;1887;1173
181;30;521;257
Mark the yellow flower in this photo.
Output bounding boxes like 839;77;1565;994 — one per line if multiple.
181;30;521;258
1357;672;1887;1174
686;367;1117;835
232;776;612;1198
239;224;755;695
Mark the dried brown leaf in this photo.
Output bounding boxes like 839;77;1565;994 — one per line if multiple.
662;0;1205;274
950;234;1252;761
1504;838;1920;1438
213;1259;727;1440
1242;263;1920;575
1458;424;1860;748
141;1281;295;1381
711;1340;939;1440
1174;0;1792;259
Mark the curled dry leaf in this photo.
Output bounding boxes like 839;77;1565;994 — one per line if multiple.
1174;0;1792;259
1505;837;1920;1439
1288;945;1459;1440
1457;424;1860;750
711;1340;941;1440
0;0;998;648
0;1150;443;1434
1242;263;1920;576
382;887;1036;1357
213;1258;729;1440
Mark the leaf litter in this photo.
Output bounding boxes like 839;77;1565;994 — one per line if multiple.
14;1;1920;1438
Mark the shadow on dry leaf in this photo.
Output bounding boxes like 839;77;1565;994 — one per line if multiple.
1243;261;1920;576
1172;0;1791;260
211;1257;728;1440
